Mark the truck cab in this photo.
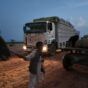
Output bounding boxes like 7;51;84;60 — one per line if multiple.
23;21;56;54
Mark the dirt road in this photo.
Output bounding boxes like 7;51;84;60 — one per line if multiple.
0;52;88;88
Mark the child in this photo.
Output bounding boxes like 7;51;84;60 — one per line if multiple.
22;41;45;88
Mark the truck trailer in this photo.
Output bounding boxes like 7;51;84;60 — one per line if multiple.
23;16;79;54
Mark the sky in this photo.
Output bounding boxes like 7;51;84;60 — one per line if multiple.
0;0;88;41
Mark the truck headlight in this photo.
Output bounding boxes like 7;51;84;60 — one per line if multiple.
42;45;48;52
23;45;27;50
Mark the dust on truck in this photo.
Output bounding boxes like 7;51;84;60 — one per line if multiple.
23;16;79;54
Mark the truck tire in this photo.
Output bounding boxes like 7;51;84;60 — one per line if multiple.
63;54;74;71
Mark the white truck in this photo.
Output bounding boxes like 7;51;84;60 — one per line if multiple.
23;16;79;54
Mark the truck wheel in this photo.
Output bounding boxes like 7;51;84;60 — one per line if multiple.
63;54;74;71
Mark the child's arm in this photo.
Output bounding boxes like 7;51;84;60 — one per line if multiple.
16;50;36;61
24;50;36;61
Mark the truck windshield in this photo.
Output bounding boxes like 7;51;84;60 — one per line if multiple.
23;22;47;33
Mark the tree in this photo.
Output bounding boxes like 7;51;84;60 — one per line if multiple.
0;36;11;60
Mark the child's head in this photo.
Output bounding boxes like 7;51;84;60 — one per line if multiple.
36;41;43;51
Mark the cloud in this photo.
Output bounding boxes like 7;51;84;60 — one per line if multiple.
76;17;86;27
69;16;88;36
69;16;88;28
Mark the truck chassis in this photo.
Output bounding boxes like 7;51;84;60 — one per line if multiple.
61;48;88;71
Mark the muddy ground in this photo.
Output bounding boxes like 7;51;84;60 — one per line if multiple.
0;52;88;88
